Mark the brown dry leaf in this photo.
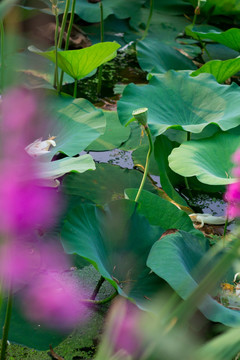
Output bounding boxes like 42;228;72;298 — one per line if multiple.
49;345;65;360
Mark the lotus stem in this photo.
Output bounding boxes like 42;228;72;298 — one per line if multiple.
97;1;104;97
135;125;153;202
81;291;118;305
0;290;13;360
223;215;229;238
91;276;105;300
0;20;4;92
184;132;192;198
57;0;71;48
59;0;76;90
54;11;60;92
73;78;77;98
141;0;154;41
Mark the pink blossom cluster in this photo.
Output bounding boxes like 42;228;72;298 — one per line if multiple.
225;148;240;218
0;88;88;330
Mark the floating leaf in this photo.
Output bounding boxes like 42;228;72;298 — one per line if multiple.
117;71;240;136
168;131;239;185
29;42;120;80
62;163;158;205
191;56;240;83
137;39;196;74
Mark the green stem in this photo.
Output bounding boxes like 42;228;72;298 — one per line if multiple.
58;0;71;48
91;276;105;300
0;290;13;360
140;0;154;41
0;20;4;92
223;215;229;238
54;11;60;92
192;12;197;26
73;78;77;98
97;2;104;97
81;291;117;305
59;0;76;90
184;131;192;198
135;126;153;203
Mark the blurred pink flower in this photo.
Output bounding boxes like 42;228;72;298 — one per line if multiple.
21;272;89;330
225;148;240;218
0;239;70;290
0;88;61;235
111;301;143;357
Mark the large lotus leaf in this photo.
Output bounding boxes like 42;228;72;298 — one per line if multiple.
39;155;95;179
39;94;105;160
127;10;201;58
191;57;240;84
117;71;240;136
86;111;130;151
42;0;145;22
0;299;66;350
125;189;194;231
169;131;240;185
29;42;120;80
61;163;158;205
61;200;164;307
147;231;240;327
186;26;240;52
137;39;196;74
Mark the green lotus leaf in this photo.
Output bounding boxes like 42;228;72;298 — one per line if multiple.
29;42;120;80
39;94;105;159
61;163;158;205
61;200;164;308
191;56;240;83
86;111;130;151
186;26;240;52
39;155;95;179
125;189;194;231
168;132;239;185
137;39;196;74
43;0;145;22
147;231;240;327
117;71;240;136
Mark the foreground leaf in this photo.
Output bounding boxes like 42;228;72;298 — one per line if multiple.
61;200;164;308
147;231;240;327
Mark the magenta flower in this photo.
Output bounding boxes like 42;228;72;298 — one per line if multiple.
225;147;240;218
21;272;89;330
0;88;61;235
110;301;143;357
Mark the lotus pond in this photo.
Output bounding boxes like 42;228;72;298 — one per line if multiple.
2;0;240;359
